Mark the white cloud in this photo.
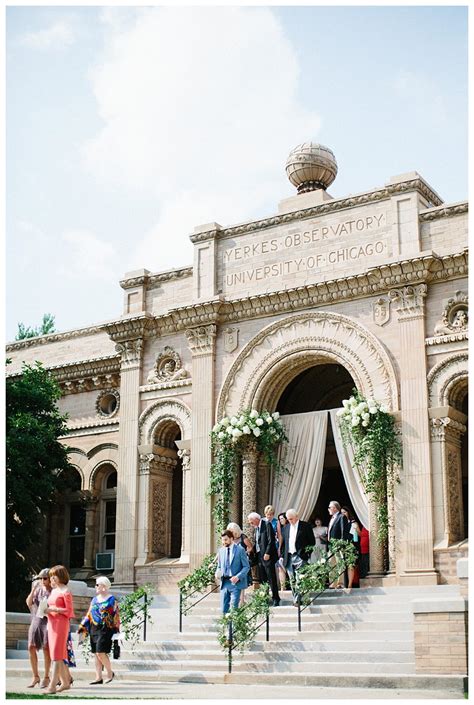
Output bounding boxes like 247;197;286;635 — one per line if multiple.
83;6;320;272
19;20;75;51
61;230;119;280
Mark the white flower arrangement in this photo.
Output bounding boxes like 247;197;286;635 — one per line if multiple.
336;395;387;428
211;408;286;446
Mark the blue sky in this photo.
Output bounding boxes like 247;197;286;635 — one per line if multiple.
6;5;468;341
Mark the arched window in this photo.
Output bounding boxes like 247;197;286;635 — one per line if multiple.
100;466;117;553
60;467;85;570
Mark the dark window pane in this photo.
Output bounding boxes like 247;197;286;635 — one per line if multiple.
69;505;86;535
105;535;115;550
106;472;117;489
69;537;85;569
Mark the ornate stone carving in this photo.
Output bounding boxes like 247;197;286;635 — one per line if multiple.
419;202;468;221
115;339;143;367
373;297;390;327
427;352;468;407
433;291;468;336
152;480;169;556
95;388;120;418
139;453;156;475
146;346;189;384
138;399;192;445
430;416;467;442
446;447;463;542
224;327;239;353
6;324;106;351
388;284;427;320
105;314;157;343
185;324;217;355
217;312;398;419
242;447;259;528
177;448;191;472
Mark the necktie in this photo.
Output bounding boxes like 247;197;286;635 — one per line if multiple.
224;547;231;576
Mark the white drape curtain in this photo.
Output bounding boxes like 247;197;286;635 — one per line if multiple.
270;411;328;521
329;408;369;528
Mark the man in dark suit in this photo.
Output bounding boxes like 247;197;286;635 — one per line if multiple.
280;508;315;605
247;512;280;606
327;500;350;588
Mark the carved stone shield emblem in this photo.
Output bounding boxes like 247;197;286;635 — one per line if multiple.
373;297;390;327
224;327;239;353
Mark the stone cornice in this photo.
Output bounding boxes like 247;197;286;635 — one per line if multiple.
139;378;192;393
6;324;105;351
6;354;120;382
66;417;120;432
120;266;193;290
419;201;468;222
152;250;468;332
190;178;444;243
426;331;468;347
104;314;157;342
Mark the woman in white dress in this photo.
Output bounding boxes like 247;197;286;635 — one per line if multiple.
310;517;328;563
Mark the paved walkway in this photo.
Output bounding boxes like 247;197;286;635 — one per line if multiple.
5;676;464;699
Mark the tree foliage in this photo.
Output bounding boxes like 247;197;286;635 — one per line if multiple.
6;361;71;598
16;313;56;340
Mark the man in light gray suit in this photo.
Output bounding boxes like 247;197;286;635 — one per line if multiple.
215;530;251;614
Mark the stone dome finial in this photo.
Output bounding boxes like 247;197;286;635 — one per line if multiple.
285;142;338;194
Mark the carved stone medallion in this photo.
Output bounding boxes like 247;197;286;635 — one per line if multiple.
433;291;468;336
146;346;188;385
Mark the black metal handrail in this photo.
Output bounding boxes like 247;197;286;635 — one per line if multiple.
179;583;219;633
226;600;270;674
294;551;348;632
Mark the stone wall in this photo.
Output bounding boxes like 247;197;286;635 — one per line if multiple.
434;543;468;584
412;597;468;675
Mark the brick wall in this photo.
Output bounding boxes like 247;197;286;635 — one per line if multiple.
5;614;30;649
434;544;468;584
412;598;468;675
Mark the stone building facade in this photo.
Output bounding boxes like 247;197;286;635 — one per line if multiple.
7;144;468;590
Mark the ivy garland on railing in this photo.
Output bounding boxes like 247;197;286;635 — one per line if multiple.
217;585;271;654
118;584;154;650
177;554;218;614
337;389;402;544
207;409;288;533
296;539;358;605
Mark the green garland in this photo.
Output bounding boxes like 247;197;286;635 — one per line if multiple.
118;584;154;650
337;389;402;544
217;585;271;654
207;409;288;532
296;540;358;605
178;554;218;614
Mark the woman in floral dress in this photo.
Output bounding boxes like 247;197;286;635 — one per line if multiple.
78;576;120;685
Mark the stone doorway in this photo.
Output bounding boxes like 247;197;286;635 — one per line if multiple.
152;420;183;559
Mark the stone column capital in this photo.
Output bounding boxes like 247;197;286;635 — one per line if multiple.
177;448;191;472
388;284;427;320
430;416;466;444
115;339;144;369
185;324;217;356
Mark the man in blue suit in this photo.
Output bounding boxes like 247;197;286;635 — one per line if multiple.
215;530;251;614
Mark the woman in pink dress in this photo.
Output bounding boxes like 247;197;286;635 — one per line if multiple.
44;565;75;694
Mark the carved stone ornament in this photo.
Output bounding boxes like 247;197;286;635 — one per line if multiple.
388;284;427;319
224;327;239;353
115;339;143;367
177;448;191;472
146;346;189;385
95;388;120;418
433;291;468;336
373;297;390;327
185;324;217;355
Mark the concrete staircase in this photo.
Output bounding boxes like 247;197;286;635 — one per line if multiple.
6;585;466;694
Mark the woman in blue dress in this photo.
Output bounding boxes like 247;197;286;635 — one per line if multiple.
78;576;120;685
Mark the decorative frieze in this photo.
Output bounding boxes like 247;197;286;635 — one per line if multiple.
105;314;157;343
120;266;193;290
5;324;106;351
185;324;217;356
388;284;427;320
419;202;468;222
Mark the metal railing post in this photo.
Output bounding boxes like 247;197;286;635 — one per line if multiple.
179;589;183;633
143;592;148;642
227;619;233;674
265;611;269;641
297;601;301;632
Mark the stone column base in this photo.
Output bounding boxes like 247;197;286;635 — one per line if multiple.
360;574;398;588
398;570;439;586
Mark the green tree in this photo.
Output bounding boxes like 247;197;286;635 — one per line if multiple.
16;313;56;340
6;361;71;599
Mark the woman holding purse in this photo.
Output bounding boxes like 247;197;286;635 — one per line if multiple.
78;576;120;685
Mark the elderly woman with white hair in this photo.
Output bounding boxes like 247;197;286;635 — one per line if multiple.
78;576;120;685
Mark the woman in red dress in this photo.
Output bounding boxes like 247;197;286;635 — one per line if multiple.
44;565;75;694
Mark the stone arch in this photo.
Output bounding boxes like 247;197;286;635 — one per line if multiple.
428;352;468;409
217;311;399;418
67;449;88;473
84;445;118;490
139;398;192;445
60;464;84;490
89;459;118;492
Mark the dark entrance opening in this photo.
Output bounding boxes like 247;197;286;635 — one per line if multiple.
461;393;468;539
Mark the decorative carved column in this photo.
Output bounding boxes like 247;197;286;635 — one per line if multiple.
151;456;176;558
388;284;437;583
186;324;217;567
177;447;191;562
242;446;259;528
430;410;467;547
105;314;155;588
367;502;385;578
135;451;157;564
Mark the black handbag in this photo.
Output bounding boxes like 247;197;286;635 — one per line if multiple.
112;639;120;660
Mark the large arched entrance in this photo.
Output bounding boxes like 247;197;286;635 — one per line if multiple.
153;420;183;559
276;363;357;524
